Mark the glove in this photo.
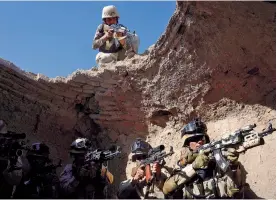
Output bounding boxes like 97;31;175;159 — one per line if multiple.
179;148;198;167
192;152;209;170
222;148;239;163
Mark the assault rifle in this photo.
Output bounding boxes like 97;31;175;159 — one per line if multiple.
84;145;121;164
103;24;139;53
103;24;129;35
38;159;62;174
141;145;174;199
0;131;26;139
140;145;174;166
195;123;276;173
84;145;121;197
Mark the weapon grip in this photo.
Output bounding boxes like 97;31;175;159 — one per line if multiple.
145;164;152;183
213;149;230;173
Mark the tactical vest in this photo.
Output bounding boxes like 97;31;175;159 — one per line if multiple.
170;161;242;199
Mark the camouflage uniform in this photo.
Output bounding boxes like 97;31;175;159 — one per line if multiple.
163;147;242;199
93;23;138;65
92;5;139;65
163;118;243;199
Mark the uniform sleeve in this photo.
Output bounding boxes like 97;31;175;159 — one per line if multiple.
179;147;198;166
117;179;139;199
59;164;80;195
162;164;197;195
92;24;107;50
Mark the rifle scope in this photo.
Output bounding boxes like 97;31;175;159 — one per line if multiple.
149;145;165;154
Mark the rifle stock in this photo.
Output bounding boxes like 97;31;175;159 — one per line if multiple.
145;164;152;183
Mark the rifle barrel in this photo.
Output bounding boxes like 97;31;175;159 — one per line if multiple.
258;128;276;137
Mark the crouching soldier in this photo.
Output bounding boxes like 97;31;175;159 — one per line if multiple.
163;118;242;199
92;5;140;65
117;138;171;199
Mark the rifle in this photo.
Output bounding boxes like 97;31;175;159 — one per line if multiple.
0;131;26;139
84;145;121;164
103;24;129;35
140;145;174;198
40;159;62;174
83;145;121;198
195;123;276;173
0;131;28;171
103;24;139;52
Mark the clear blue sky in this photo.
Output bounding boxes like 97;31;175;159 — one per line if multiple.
0;1;176;78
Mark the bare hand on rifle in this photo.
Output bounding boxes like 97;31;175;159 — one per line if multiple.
105;29;114;39
132;165;145;185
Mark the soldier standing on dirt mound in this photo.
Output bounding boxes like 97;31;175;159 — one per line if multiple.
162;118;243;199
92;5;139;65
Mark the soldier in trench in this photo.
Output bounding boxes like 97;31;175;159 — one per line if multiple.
162;118;243;199
59;138;106;199
0;119;24;198
117;138;171;199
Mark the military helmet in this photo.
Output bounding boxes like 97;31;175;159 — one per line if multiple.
69;138;91;154
181;118;210;147
26;142;50;158
102;5;120;19
131;138;152;161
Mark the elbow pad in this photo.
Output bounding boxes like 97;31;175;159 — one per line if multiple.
181;164;196;178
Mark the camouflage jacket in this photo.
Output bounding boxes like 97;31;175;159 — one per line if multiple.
164;147;243;199
92;23;124;53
